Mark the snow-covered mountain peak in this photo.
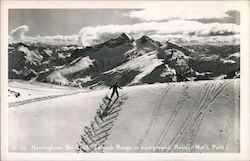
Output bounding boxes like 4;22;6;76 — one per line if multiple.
163;41;191;56
93;33;134;49
8;34;240;88
138;35;162;47
226;52;240;59
165;41;181;50
134;35;162;54
119;33;134;42
139;35;153;43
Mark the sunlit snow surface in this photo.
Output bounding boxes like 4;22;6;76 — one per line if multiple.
8;79;239;152
8;80;88;106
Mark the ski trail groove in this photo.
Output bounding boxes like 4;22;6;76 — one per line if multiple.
9;91;87;107
154;82;211;152
136;84;171;151
190;82;229;151
163;82;212;152
165;81;229;152
183;81;229;152
155;84;190;150
223;80;239;152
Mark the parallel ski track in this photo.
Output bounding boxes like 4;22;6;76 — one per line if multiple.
155;84;190;149
222;80;239;152
136;84;172;151
148;81;229;152
164;81;230;152
9;91;87;108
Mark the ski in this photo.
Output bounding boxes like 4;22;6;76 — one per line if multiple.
109;98;119;106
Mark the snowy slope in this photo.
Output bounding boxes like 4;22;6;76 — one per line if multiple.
8;80;88;107
226;52;240;65
46;56;94;85
8;43;76;80
102;41;192;86
9;79;239;152
18;46;43;64
105;50;164;85
104;79;239;152
8;86;107;152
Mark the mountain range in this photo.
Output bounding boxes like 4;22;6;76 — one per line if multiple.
8;33;240;89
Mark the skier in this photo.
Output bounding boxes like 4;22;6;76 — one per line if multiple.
109;82;122;100
102;82;122;116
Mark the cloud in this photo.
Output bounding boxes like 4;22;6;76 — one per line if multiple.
124;4;240;23
195;10;240;25
126;9;224;21
9;25;81;46
124;3;241;21
33;35;81;46
10;19;240;47
79;20;240;46
225;10;240;25
150;33;240;46
10;25;29;42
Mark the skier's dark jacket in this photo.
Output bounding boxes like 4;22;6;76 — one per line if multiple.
109;84;122;91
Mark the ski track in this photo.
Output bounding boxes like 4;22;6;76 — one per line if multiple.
166;81;230;152
77;94;128;153
155;84;191;150
222;80;239;152
9;80;238;153
136;84;172;151
9;86;45;92
146;80;230;153
9;91;87;108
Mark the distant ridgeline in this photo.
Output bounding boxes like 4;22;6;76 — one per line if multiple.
8;33;240;89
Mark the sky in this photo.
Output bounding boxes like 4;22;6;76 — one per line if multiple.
9;5;240;46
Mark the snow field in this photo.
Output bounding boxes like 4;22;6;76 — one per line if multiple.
104;79;240;152
8;79;239;153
